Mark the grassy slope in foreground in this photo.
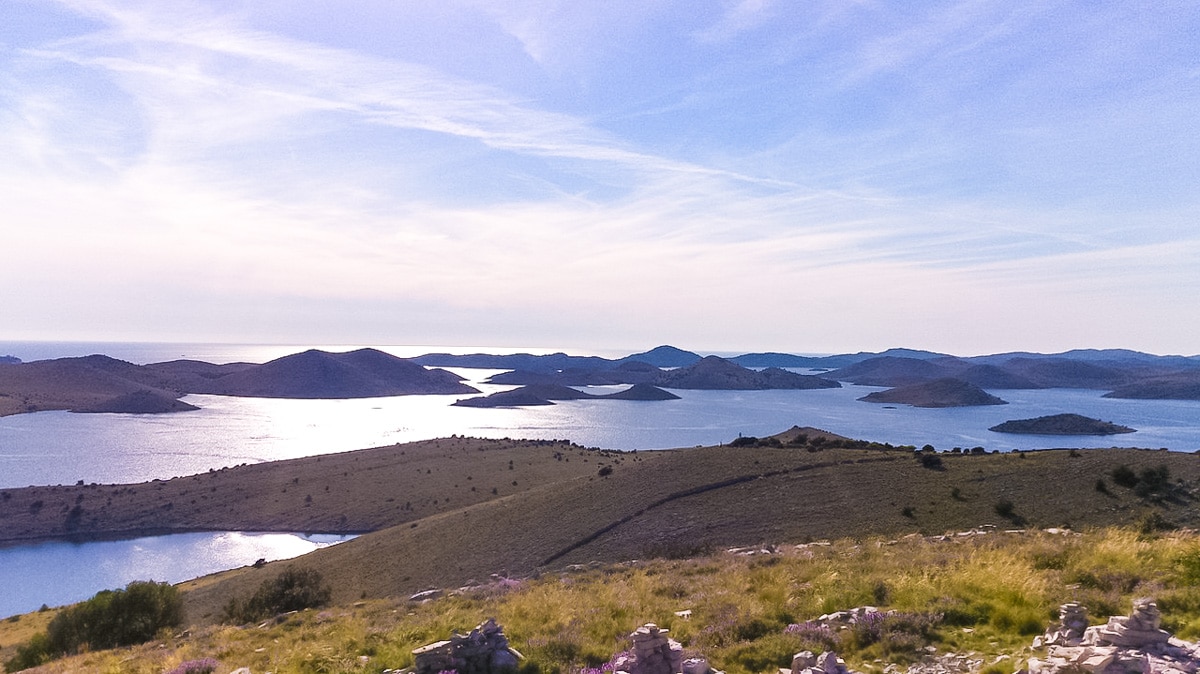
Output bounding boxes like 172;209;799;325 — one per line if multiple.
10;528;1200;674
5;430;1200;624
180;436;1200;626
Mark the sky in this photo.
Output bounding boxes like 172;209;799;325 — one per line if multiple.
2;0;1199;357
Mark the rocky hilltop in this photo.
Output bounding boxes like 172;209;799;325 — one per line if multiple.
990;413;1136;435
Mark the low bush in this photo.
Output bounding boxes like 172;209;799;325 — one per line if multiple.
5;581;182;672
223;566;332;624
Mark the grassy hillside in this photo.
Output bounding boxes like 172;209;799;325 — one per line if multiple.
179;434;1200;626
7;429;1200;672
0;437;618;544
9;528;1200;674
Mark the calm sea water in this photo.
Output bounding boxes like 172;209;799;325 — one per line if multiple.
0;532;352;618
1;341;1198;617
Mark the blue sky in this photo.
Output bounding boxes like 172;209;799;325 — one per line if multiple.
2;0;1198;356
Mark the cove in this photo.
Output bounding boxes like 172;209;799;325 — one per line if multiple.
0;531;353;619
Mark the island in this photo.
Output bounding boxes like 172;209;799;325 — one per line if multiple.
858;378;1008;408
989;413;1136;435
453;383;680;407
0;348;478;417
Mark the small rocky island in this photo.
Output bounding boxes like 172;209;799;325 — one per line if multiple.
858;378;1008;408
989;413;1135;435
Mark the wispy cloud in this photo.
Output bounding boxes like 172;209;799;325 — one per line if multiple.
2;0;1198;353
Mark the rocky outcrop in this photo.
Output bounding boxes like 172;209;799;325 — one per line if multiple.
409;619;522;674
783;651;851;674
1027;599;1200;674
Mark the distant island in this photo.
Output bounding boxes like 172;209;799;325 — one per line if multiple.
453;383;680;408
0;349;477;417
858;378;1008;408
4;343;1200;418
989;413;1136;435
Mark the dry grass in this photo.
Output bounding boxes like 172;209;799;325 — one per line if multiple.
10;528;1200;674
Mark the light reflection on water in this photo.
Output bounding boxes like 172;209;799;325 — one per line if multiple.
4;343;1197;619
0;532;353;618
1;370;1200;489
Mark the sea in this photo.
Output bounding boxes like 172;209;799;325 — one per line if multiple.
1;340;1199;618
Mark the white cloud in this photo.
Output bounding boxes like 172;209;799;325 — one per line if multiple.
2;0;1198;354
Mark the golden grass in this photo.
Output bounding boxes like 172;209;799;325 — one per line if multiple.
11;528;1200;674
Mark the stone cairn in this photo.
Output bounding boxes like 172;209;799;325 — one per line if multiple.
1034;602;1091;648
410;619;522;674
611;624;686;674
1026;599;1200;674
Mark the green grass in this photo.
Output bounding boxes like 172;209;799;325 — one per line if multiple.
11;527;1200;674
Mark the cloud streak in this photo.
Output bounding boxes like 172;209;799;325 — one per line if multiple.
2;0;1198;354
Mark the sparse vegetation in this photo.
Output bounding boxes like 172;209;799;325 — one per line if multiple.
9;528;1200;674
4;581;182;672
221;567;332;624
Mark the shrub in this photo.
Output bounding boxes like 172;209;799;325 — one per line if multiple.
222;566;332;624
917;453;943;470
1134;465;1174;501
994;499;1015;518
5;581;182;672
729;436;758;448
1112;465;1139;488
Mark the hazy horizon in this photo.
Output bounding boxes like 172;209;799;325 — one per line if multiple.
3;2;1198;355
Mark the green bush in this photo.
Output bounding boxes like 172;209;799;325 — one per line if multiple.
222;566;332;624
1134;465;1173;501
5;581;182;672
1112;465;1139;488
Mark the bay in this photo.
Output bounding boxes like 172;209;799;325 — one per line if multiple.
0;532;352;618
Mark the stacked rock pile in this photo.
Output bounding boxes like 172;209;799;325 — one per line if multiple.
1090;598;1170;648
410;619;522;674
611;624;685;674
1034;603;1090;648
1026;599;1200;674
